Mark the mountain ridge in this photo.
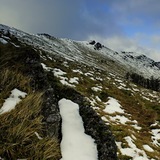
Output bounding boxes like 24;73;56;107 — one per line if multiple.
0;24;160;160
0;24;160;79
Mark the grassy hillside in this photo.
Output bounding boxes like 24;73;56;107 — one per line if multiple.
0;35;61;159
40;50;160;159
0;31;160;159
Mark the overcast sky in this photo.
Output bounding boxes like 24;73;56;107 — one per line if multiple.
0;0;160;61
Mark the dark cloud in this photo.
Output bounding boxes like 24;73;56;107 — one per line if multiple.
0;0;84;38
0;0;123;40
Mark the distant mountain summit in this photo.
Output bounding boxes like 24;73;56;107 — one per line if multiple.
0;24;159;80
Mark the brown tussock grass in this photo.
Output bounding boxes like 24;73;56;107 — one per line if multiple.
0;69;61;159
0;68;32;93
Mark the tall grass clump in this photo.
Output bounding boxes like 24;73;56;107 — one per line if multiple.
0;68;32;93
0;92;61;160
0;68;31;108
0;69;61;159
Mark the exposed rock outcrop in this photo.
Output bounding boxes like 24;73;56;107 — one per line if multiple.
57;87;118;160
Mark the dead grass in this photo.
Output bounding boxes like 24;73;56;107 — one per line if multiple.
41;51;160;160
0;92;61;159
110;125;130;142
0;69;32;109
0;69;32;93
118;154;132;160
0;69;61;159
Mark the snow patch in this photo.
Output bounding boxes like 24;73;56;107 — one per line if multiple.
115;79;123;83
109;115;131;125
101;116;108;122
131;124;142;130
132;87;140;92
52;68;75;87
103;97;142;130
73;69;83;74
41;63;52;71
60;78;75;87
53;68;66;77
151;129;160;146
95;96;101;102
10;42;20;47
0;89;27;114
1;35;10;40
0;38;8;44
117;136;150;160
104;97;124;114
91;87;102;92
58;98;98;160
143;145;154;152
84;72;93;77
96;77;103;81
69;77;79;84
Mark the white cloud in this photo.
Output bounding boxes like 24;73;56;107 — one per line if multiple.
87;34;160;61
151;35;160;46
146;49;160;61
88;35;142;52
0;0;86;37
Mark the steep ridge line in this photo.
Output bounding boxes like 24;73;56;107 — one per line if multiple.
0;24;160;79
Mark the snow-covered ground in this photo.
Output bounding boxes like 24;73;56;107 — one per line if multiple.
40;61;160;159
116;136;153;160
41;63;78;87
89;95;159;159
151;128;160;147
91;87;102;92
58;99;98;160
103;97;142;130
103;97;124;114
0;37;8;44
0;88;27;114
41;63;52;71
69;77;79;84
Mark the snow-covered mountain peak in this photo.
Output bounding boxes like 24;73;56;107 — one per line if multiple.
0;24;160;79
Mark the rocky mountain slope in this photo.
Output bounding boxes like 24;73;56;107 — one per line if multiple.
0;24;160;79
0;24;160;160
